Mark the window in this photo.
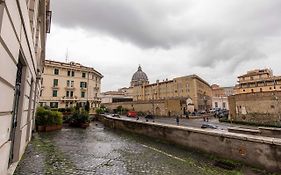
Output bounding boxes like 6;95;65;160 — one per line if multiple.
80;82;87;88
81;91;85;98
260;88;263;92
223;102;226;109
53;79;58;87
50;102;58;108
54;68;59;75
82;72;86;78
66;91;74;97
67;80;74;87
215;102;218;108
251;89;254;93
67;70;75;77
52;90;57;97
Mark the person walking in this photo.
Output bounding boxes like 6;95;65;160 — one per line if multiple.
176;116;179;126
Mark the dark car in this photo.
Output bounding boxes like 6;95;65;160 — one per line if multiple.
201;123;218;129
112;114;120;118
145;114;154;119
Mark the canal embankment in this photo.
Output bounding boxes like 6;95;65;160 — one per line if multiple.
97;115;281;173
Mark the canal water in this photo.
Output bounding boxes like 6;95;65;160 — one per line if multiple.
14;122;274;175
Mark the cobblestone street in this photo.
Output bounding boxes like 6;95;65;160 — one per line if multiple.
14;122;272;175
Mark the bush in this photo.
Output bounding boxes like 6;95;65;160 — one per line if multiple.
35;107;63;126
69;109;90;124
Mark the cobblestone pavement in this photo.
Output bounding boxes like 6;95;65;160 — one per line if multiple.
15;122;273;175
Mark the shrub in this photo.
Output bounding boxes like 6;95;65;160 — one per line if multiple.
69;109;90;124
35;107;63;126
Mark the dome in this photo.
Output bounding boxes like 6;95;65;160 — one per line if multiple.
131;65;149;87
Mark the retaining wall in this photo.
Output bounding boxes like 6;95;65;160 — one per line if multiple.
97;115;281;172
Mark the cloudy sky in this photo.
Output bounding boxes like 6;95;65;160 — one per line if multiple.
46;0;281;91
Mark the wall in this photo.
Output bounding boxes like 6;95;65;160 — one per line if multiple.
0;0;48;174
229;92;281;125
98;115;281;172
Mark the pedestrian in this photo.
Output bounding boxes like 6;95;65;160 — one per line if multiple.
176;116;179;125
136;116;139;120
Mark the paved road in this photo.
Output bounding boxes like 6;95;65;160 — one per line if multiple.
107;115;258;132
14;122;267;175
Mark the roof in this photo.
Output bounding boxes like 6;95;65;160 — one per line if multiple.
44;59;103;78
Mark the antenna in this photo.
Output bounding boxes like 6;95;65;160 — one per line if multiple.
65;48;69;63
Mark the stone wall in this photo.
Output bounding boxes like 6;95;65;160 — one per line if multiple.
229;92;281;124
97;115;281;172
103;99;185;116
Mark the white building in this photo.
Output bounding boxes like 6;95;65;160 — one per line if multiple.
211;85;234;110
0;0;50;174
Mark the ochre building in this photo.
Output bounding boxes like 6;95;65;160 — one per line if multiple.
229;69;281;125
0;0;51;174
40;60;103;111
235;69;281;94
104;66;212;115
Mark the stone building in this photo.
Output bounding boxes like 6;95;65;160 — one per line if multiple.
235;69;281;94
133;75;212;112
39;60;103;111
0;0;51;174
211;84;234;110
130;65;149;87
104;66;212;116
229;69;281;124
100;90;133;104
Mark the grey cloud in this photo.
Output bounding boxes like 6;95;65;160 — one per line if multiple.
51;0;281;70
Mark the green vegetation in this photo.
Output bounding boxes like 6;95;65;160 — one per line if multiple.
69;109;90;127
219;118;281;128
36;107;63;126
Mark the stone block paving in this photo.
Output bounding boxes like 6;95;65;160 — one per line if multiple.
14;122;273;175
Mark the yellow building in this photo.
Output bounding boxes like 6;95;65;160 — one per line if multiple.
40;60;103;111
132;74;212;111
235;69;281;94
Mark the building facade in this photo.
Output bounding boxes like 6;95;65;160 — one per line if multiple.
229;69;281;124
132;75;212;111
100;90;133;104
235;69;281;94
39;60;103;111
0;0;50;174
211;84;234;110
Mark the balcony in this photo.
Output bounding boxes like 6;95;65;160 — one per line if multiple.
61;96;78;101
65;86;75;90
52;86;59;89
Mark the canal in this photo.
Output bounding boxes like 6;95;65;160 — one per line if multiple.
14;122;274;175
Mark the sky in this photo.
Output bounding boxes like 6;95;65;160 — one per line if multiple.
46;0;281;92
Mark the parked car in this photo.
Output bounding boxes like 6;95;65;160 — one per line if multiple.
112;114;120;118
145;114;154;120
201;123;218;129
127;111;137;117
